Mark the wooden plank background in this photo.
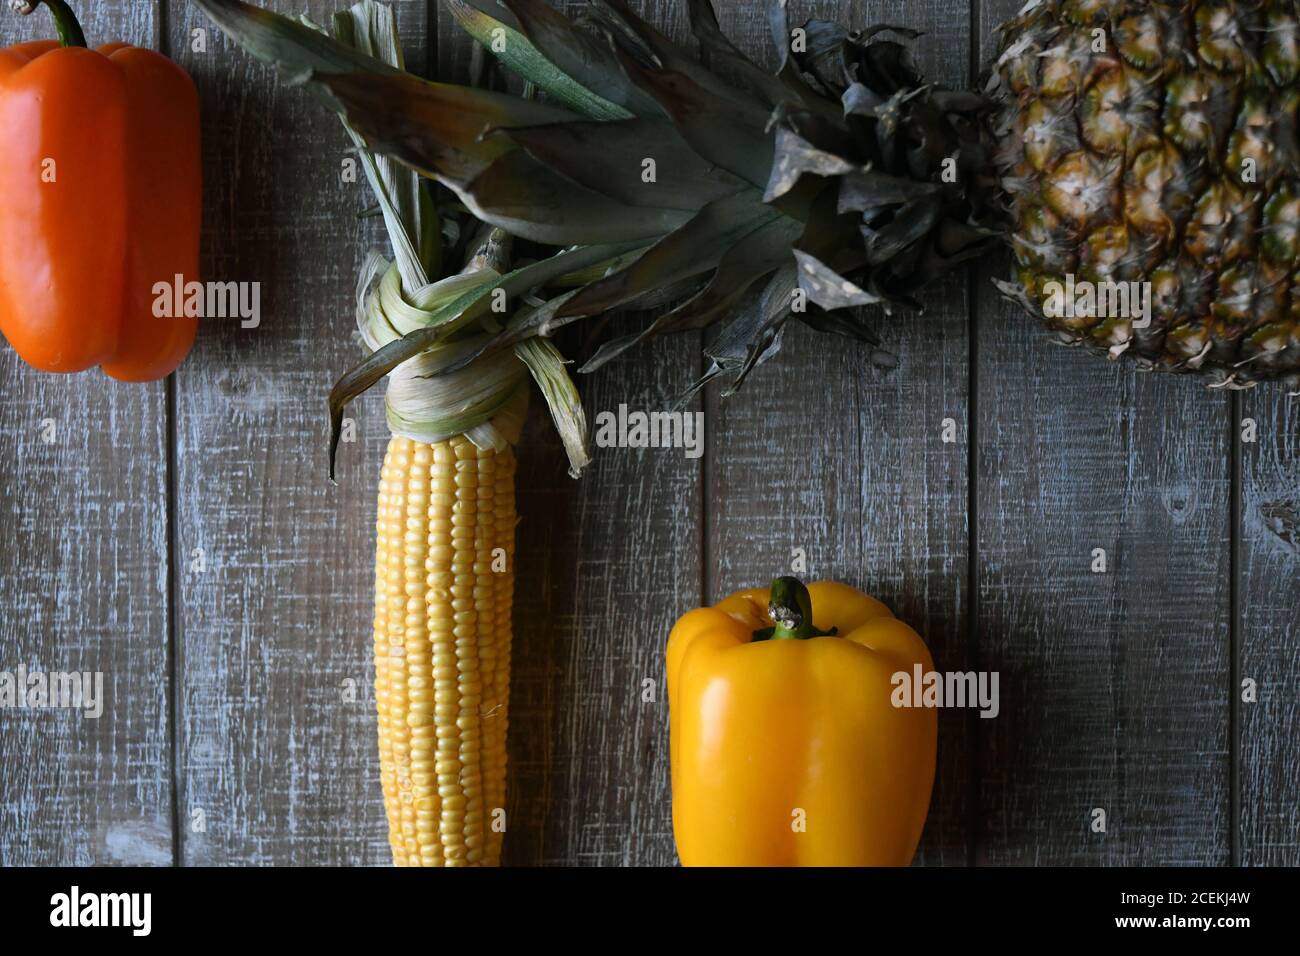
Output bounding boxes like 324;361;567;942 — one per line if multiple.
0;0;172;868
975;0;1232;867
0;0;1295;867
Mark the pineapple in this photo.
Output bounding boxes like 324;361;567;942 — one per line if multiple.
195;0;1300;415
991;0;1300;388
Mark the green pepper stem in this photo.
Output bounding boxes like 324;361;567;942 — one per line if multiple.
11;0;88;48
762;575;838;641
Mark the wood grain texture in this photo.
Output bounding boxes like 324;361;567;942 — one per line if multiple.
1239;389;1300;865
503;338;701;866
440;1;704;868
164;0;429;865
0;0;172;867
705;0;973;866
4;0;1298;870
974;0;1231;868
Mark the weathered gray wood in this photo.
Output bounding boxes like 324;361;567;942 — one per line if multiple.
165;0;429;864
0;0;172;866
501;336;701;866
705;0;974;866
436;0;702;867
974;0;1232;867
7;0;1299;870
1240;390;1300;866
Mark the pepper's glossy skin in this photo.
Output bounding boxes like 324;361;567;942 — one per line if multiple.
0;41;200;379
668;581;937;866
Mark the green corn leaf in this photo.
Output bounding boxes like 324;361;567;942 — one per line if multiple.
550;248;648;287
393;285;583;389
412;239;658;382
330;1;438;289
328;241;646;475
514;338;591;477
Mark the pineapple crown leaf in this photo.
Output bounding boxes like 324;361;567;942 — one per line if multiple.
554;192;784;319
500;117;749;211
196;0;1004;437
579;213;807;372
447;0;648;118
192;0;403;78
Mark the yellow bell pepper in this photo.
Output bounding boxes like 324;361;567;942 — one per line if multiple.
667;577;937;866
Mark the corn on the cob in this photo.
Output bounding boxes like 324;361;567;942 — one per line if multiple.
191;0;583;866
374;433;515;866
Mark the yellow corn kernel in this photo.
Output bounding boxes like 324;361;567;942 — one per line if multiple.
373;435;514;866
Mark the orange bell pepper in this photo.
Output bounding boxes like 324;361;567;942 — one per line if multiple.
667;576;937;866
0;0;200;379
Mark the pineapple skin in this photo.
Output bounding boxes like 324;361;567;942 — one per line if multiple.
992;0;1300;389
